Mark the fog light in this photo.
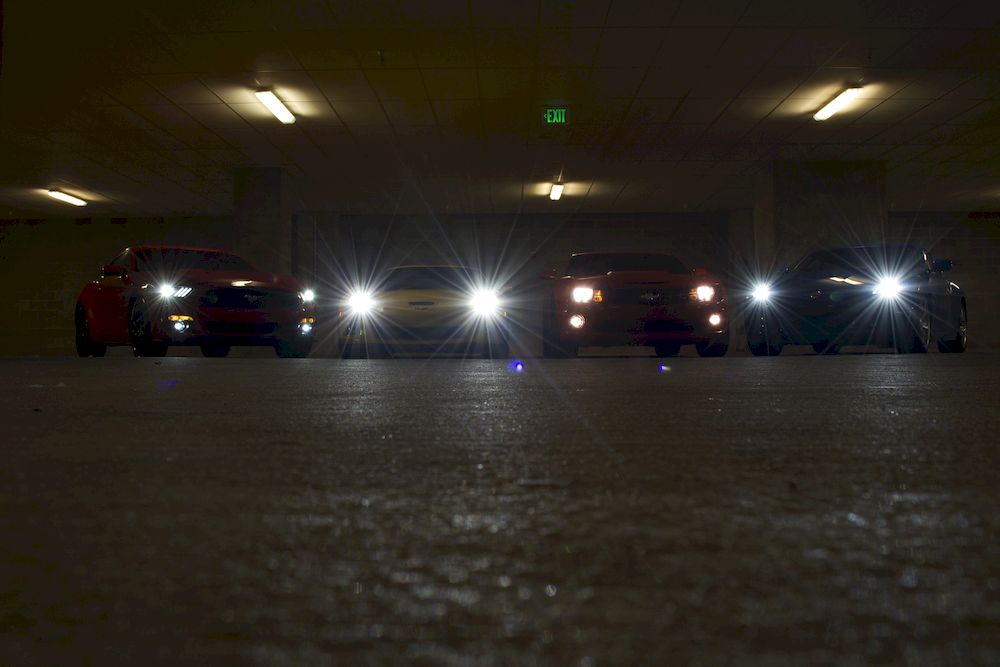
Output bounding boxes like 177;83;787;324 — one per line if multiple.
168;314;193;333
299;317;315;334
569;314;585;329
709;313;722;327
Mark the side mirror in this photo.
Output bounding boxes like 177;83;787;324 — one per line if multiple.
101;263;126;276
540;269;558;280
931;259;953;272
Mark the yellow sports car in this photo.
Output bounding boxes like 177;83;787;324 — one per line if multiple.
335;265;509;358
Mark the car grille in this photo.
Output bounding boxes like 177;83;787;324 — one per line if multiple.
200;288;299;310
601;287;690;305
373;324;474;340
642;320;693;334
203;322;278;335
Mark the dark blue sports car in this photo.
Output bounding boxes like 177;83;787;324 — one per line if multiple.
745;244;967;355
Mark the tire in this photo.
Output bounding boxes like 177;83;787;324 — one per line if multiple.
696;341;728;358
128;303;168;357
811;340;841;355
482;336;509;359
74;304;107;358
938;302;968;353
339;338;367;359
200;342;231;358
746;315;783;356
541;312;578;358
894;303;930;354
653;342;681;358
274;337;312;358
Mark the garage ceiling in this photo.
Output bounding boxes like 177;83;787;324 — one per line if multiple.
1;0;999;217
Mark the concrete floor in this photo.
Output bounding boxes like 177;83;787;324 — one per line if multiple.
1;353;999;666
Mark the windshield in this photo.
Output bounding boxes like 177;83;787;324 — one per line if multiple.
380;267;480;291
135;249;256;272
566;253;689;276
794;247;926;275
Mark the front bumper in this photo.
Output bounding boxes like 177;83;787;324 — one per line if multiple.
337;316;506;351
556;302;728;346
745;296;921;346
148;306;316;346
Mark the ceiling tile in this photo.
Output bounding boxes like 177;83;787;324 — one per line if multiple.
411;32;476;68
181;103;251;129
479;69;536;99
381;98;437;125
540;0;611;28
331;100;390;126
474;29;540;67
253;72;327;102
313;70;379;102
470;0;539;27
143;75;220;104
422;69;479;100
672;0;746;27
289;33;360;69
433;99;482;126
537;28;603;67
606;1;680;27
365;69;429;100
589;69;646;98
594;28;662;68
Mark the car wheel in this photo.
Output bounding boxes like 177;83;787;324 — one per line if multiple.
811;340;841;355
274;337;312;358
128;304;168;357
695;341;728;358
746;315;783;356
747;334;783;356
653;342;681;358
938;302;968;353
200;342;231;358
482;336;509;359
541;313;578;358
895;303;931;354
74;304;107;358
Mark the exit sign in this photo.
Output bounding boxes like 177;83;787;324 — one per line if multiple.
543;107;567;124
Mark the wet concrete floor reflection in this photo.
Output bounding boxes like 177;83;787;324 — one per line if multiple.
1;355;999;664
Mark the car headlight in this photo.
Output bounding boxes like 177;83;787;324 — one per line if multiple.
873;277;902;299
347;291;376;315
572;287;594;303
752;284;772;301
158;285;192;298
300;289;316;303
694;285;715;302
470;290;500;316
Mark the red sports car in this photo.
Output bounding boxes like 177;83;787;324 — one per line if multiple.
541;252;729;357
75;245;316;358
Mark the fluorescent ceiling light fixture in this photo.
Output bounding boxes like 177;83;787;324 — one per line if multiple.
47;190;87;206
813;87;863;121
254;90;295;124
549;183;564;201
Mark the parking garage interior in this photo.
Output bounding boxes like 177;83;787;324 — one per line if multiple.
2;1;999;664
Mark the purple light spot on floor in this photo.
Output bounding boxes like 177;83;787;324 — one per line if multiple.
157;379;179;390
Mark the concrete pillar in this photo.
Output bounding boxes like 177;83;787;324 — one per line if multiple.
233;167;290;273
759;160;887;268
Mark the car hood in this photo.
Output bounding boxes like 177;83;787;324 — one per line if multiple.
777;271;877;292
145;269;302;292
571;270;720;288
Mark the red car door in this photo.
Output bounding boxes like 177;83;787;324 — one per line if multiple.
89;251;133;344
